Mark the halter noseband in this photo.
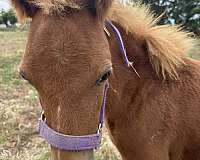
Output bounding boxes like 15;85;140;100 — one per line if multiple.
38;83;109;151
37;21;138;151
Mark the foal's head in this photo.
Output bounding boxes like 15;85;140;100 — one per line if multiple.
12;0;112;159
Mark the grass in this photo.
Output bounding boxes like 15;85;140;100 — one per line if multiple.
0;52;21;88
0;30;120;160
0;29;199;160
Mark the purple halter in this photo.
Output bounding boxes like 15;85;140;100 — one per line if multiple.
37;21;136;151
38;83;109;151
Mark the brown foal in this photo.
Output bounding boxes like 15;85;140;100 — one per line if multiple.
12;0;200;160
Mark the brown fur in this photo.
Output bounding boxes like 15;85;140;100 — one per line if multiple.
94;0;113;19
12;1;200;160
106;22;200;160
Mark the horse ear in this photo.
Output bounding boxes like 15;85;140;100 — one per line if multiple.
90;0;113;19
11;0;38;22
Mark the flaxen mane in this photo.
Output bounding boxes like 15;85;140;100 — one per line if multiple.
12;0;196;79
107;3;196;79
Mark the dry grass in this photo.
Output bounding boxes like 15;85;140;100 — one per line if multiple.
0;31;120;160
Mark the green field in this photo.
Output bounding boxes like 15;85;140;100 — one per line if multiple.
0;30;199;160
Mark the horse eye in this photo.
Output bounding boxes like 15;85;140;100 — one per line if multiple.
96;70;112;85
19;70;30;82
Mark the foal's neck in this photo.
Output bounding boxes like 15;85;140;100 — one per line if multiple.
105;22;158;154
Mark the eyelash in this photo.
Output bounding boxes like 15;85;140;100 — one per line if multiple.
96;70;112;85
19;71;32;85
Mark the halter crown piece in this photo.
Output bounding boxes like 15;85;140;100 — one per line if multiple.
38;21;137;151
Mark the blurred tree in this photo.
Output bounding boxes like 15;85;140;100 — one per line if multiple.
129;0;200;35
0;12;3;24
0;9;17;27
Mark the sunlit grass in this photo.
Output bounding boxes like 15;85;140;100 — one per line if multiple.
0;51;22;88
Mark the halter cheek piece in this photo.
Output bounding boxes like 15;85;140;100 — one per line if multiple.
38;21;139;151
